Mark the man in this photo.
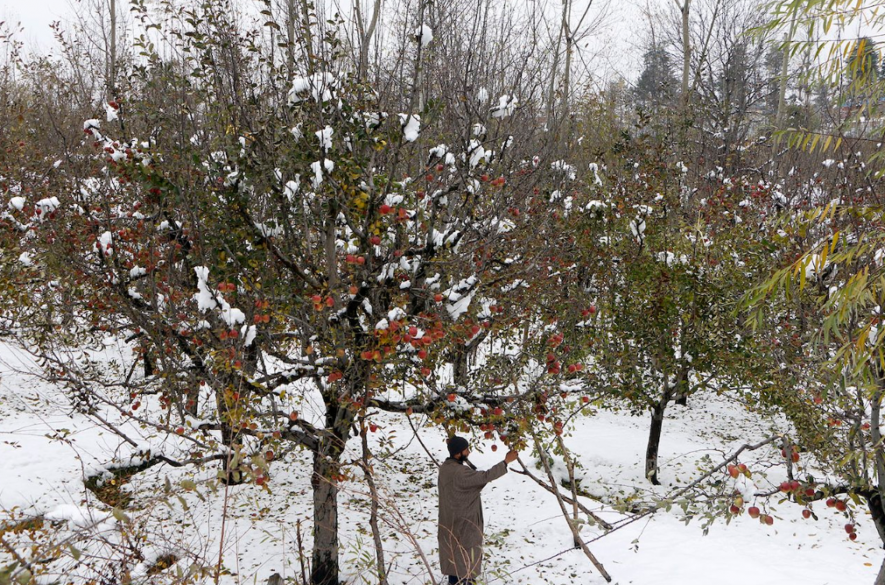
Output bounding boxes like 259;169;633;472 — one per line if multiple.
438;436;518;585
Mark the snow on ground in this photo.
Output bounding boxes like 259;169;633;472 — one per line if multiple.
0;339;879;584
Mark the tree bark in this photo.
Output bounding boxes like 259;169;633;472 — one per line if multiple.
286;0;296;81
679;0;691;110
645;398;667;485
356;0;383;82
360;424;389;585
311;450;341;585
108;0;117;99
310;378;360;585
560;0;573;121
876;552;885;585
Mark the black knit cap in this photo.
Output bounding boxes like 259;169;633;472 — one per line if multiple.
447;436;469;458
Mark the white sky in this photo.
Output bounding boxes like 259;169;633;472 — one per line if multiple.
0;0;72;50
0;0;646;85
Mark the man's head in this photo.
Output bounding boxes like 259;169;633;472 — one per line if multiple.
447;435;470;460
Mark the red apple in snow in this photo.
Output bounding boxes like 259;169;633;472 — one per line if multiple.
845;523;855;534
729;505;741;515
763;515;774;526
835;500;847;512
447;393;456;402
826;498;836;508
849;532;858;541
747;506;760;519
434;293;443;302
727;465;739;478
491;444;497;452
370;236;381;245
802;509;811;519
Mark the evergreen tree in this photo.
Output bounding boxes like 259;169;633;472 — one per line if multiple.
634;46;677;109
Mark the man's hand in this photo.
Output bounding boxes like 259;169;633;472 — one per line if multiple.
504;450;518;464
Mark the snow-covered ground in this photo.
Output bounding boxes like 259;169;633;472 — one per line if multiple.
0;339;879;585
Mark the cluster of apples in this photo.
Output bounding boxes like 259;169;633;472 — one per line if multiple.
728;496;775;525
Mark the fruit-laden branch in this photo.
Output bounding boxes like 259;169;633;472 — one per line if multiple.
594;435;782;538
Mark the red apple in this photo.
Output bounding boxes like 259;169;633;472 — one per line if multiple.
802;509;811;519
747;506;760;518
826;498;836;508
491;444;498;452
849;532;858;541
447;393;456;402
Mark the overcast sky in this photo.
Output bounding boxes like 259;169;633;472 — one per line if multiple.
1;0;71;50
1;0;645;87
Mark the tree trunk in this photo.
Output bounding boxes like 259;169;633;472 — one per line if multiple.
310;386;359;585
560;0;573;122
311;450;341;585
355;0;382;82
108;0;117;99
876;552;885;585
863;491;885;546
645;399;666;485
360;424;389;585
680;0;691;110
776;33;790;126
286;0;296;81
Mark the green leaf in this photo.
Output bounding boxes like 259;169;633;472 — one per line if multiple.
112;507;131;523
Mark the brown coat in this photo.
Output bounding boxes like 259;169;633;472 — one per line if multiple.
437;458;508;579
